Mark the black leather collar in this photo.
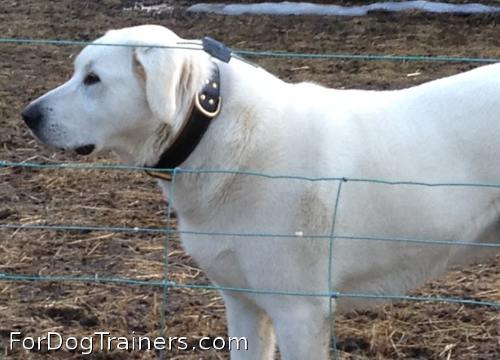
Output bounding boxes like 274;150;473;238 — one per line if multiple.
145;64;221;181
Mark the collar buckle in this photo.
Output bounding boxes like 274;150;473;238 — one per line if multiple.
194;72;222;118
195;92;221;118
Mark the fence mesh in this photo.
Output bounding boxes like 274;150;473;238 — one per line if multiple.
1;37;499;359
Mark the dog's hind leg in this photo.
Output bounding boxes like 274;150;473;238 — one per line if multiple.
222;293;276;360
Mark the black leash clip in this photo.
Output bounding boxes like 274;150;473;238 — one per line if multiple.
202;36;232;63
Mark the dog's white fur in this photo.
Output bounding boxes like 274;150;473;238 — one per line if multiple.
25;25;500;359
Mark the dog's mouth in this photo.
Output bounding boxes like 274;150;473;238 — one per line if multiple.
74;144;95;155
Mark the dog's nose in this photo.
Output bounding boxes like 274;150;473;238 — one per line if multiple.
21;104;43;130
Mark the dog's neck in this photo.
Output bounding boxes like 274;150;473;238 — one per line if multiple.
145;63;222;181
155;57;286;222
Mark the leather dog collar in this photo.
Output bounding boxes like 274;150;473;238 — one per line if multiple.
145;64;221;181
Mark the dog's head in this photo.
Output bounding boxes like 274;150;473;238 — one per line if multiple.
21;25;212;164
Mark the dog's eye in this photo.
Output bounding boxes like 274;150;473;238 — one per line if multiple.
83;73;100;86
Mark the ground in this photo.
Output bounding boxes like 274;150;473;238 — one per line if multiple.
0;1;499;359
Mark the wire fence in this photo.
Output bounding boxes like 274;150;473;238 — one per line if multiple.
1;36;500;63
1;36;500;359
1;161;499;358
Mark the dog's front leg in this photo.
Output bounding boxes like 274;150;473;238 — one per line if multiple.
271;298;331;360
222;293;276;360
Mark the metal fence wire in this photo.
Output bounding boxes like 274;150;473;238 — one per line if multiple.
0;37;500;359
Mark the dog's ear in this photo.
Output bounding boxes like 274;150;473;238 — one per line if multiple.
133;47;187;124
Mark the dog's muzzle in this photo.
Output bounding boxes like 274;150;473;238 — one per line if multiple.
21;103;43;131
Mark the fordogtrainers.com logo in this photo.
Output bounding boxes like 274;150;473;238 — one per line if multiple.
9;331;249;355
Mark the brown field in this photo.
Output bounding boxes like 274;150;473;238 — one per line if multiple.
0;1;499;359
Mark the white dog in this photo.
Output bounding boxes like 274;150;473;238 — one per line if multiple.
22;25;499;359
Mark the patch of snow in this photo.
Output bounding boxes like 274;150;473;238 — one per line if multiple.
188;1;500;16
